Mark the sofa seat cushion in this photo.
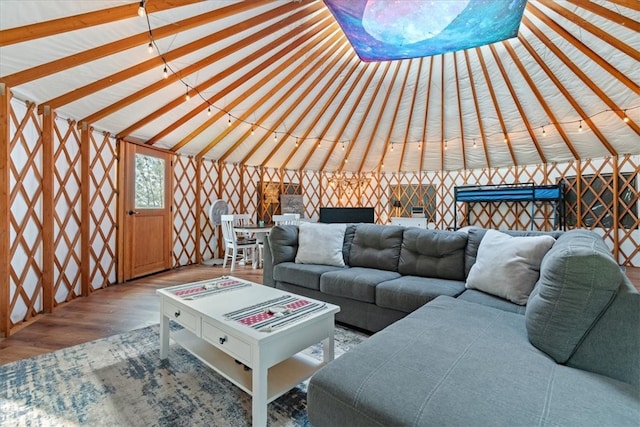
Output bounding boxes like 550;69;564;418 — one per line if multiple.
457;289;526;314
273;262;345;291
398;228;467;280
376;276;465;313
320;267;401;303
308;296;640;427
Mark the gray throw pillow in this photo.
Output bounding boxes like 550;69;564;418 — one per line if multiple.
466;229;556;305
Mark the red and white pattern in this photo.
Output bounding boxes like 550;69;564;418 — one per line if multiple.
239;312;273;327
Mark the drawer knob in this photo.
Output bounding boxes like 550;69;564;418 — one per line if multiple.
219;336;227;345
174;310;180;318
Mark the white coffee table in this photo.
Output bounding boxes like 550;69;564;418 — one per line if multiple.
157;276;340;426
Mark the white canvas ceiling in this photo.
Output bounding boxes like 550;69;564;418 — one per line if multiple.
1;0;638;173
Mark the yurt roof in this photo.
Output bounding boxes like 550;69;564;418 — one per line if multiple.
1;0;638;173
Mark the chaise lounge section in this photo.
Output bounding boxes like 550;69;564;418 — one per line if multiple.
263;223;640;425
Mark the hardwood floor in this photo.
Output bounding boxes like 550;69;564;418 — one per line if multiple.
0;265;263;365
1;265;639;366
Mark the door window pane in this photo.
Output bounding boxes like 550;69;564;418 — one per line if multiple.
135;154;164;208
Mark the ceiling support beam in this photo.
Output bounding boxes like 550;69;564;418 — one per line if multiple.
503;40;579;160
351;61;394;173
453;52;467;171
1;0;273;88
523;16;640;138
463;50;491;168
488;44;546;164
527;3;639;96
475;47;518;166
216;31;345;163
398;59;422;173
281;58;361;170
186;23;335;156
419;57;435;172
246;44;352;166
0;0;203;47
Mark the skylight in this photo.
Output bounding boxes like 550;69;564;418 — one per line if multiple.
324;0;528;62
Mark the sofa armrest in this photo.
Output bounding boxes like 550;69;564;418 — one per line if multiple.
262;238;275;288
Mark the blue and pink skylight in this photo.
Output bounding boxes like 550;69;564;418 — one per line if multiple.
323;0;528;62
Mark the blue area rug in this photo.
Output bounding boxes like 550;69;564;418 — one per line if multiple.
1;324;367;426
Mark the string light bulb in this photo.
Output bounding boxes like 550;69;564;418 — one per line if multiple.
295;138;299;147
207;107;212;117
542;126;546;137
137;1;146;16
251;127;254;136
418;142;422;150
228;114;231;127
473;139;477;148
503;134;508;143
341;142;345;150
185;87;190;101
444;140;448;150
162;66;168;79
579;120;583;132
390;143;394;151
147;42;153;54
623;110;630;123
274;132;277;142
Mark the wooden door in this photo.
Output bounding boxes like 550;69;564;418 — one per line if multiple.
122;142;173;280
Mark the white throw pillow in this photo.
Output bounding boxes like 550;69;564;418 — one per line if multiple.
466;229;556;305
295;222;347;267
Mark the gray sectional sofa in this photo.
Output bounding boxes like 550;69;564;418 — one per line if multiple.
263;223;640;426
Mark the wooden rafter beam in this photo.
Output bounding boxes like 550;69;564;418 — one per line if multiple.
475;47;518;166
0;0;203;47
352;61;394;173
523;15;640;137
440;55;446;171
39;0;290;114
330;61;383;174
279;56;361;170
122;5;325;144
298;64;370;171
573;0;640;17
540;0;639;62
216;30;344;163
186;22;334;156
0;0;272;87
375;62;403;174
80;2;313;127
247;43;352;166
398;59;421;173
453;52;467;171
419;57;434;172
387;60;413;173
527;3;639;95
489;44;546;163
463;50;491;169
504;39;580;160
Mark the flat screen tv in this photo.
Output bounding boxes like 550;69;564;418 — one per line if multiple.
319;207;375;224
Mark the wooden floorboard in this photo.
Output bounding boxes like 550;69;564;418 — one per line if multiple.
1;265;639;366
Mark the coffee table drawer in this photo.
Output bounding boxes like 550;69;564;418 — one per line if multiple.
164;300;199;334
202;320;251;363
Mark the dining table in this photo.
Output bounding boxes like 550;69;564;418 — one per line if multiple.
233;224;273;269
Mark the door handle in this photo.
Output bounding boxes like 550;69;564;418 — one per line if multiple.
128;210;139;215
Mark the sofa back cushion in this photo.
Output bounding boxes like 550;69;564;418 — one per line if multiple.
525;229;622;364
398;228;467;280
267;225;299;265
464;228;563;277
349;224;404;271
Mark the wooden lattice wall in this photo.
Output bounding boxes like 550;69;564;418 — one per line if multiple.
2;93;639;337
3;96;117;336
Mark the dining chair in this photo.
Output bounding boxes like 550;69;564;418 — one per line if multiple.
220;214;257;271
273;213;300;226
